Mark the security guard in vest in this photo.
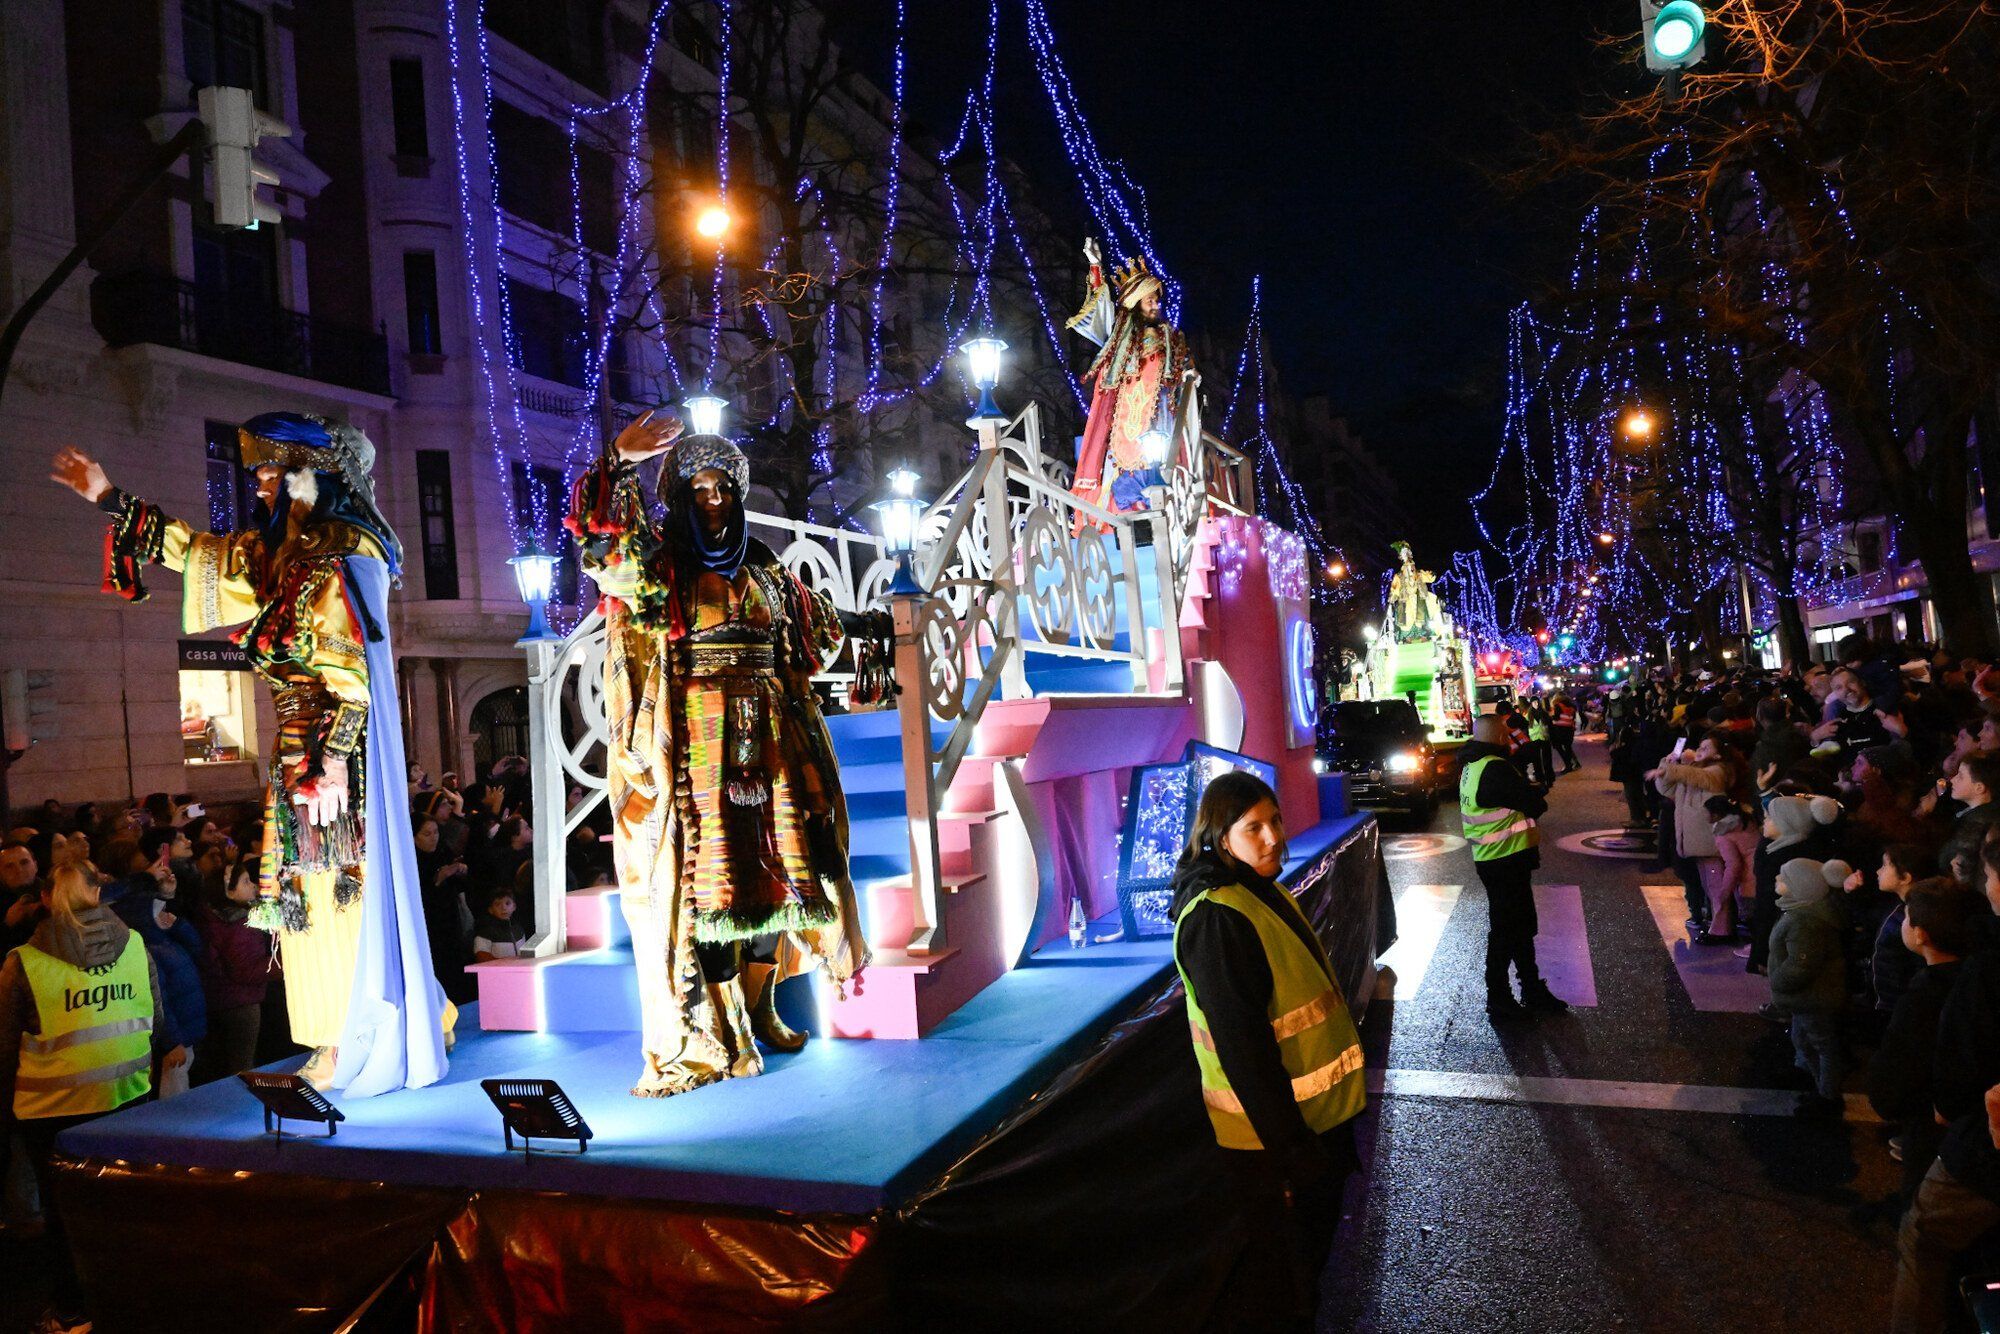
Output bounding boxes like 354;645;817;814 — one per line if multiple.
1172;771;1365;1329
1461;715;1569;1021
1;856;176;1332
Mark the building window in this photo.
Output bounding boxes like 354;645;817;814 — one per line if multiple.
416;450;460;600
403;251;443;356
389;58;430;160
178;640;258;765
203;420;258;533
511;461;579;605
484;0;609;91
504;278;588;387
183;0;268;106
488;99;617;250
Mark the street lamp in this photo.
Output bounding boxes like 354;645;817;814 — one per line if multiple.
683;391;727;439
1326;560;1348;581
1620;407;1655;441
962;336;1008;429
1138;424;1172;470
509;542;560;645
873;465;928;597
1596;530;1616;546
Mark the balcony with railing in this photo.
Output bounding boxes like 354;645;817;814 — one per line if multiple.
91;271;392;397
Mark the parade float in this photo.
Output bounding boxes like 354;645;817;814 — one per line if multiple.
1357;541;1477;746
45;0;1399;1322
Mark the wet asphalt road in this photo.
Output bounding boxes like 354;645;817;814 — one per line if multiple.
1322;739;1900;1333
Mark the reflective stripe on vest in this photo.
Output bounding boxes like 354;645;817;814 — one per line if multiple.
1173;883;1366;1150
13;934;154;1119
1460;755;1540;862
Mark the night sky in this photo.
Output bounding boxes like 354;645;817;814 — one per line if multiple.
832;2;1612;557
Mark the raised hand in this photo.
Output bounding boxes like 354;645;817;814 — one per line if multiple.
294;757;351;827
1082;236;1102;268
614;409;683;464
50;446;111;503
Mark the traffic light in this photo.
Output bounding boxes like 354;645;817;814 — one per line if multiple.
1534;629;1552;646
1558;634;1576;650
197;86;290;230
1641;1;1706;72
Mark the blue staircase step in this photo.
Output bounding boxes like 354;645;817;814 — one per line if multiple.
1024;659;1137;696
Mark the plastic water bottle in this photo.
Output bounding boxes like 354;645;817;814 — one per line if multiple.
1068;895;1088;949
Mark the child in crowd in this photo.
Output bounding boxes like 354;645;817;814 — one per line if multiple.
1707;794;1759;942
471;888;525;962
1867;878;1981;1201
1769;856;1854;1120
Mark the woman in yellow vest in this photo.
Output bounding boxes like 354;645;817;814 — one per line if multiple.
1172;772;1366;1329
0;854;179;1333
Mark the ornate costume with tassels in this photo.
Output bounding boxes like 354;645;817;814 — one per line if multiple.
1067;250;1196;527
91;413;452;1096
569;433;878;1097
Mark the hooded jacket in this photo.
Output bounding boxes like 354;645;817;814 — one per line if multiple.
1656;758;1733;858
0;904;171;1122
1767;859;1850;1015
103;875;205;1048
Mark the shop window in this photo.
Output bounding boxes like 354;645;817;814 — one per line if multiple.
178;656;257;765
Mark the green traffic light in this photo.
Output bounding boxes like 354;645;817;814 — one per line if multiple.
1650;1;1704;64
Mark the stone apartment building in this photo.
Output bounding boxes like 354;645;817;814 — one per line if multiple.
0;0;1065;812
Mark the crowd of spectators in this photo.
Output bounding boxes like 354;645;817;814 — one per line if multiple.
1;756;615;1329
1603;633;2000;1332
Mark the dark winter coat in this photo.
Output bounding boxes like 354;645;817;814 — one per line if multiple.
1867;959;1962;1123
195;905;275;1013
1935;935;2000;1200
104;876;207;1048
1768;893;1846;1015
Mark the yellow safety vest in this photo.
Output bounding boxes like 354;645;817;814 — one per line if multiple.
12;933;154;1120
1172;882;1366;1150
1460;755;1541;862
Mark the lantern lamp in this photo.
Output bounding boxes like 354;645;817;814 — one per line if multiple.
683;392;727;439
873;466;928;597
509;542;560;645
961;336;1008;429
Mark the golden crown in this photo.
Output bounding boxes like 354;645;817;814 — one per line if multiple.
1113;256;1162;307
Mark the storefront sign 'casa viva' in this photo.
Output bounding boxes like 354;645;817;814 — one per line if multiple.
177;639;251;671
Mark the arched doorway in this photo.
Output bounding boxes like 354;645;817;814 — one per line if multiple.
471;686;529;775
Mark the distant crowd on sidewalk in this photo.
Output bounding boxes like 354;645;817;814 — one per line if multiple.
1601;633;2000;1333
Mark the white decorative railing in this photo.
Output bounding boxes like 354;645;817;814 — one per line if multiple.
521;394;1251;958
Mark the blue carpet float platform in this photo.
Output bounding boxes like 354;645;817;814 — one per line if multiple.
53;405;1395;1332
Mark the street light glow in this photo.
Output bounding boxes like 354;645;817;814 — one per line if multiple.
1596;531;1616;545
1327;560;1347;580
1620;407;1655;439
694;203;732;240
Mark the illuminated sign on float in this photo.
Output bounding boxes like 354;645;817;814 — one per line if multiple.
1115;742;1280;940
1286;617;1318;743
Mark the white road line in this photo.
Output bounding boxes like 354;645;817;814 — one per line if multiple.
1532;884;1597;1007
1369;1067;1881;1122
1376;884;1462;999
1639;884;1770;1014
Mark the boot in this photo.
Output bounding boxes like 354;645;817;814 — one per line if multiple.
300;1045;337;1091
1521;982;1570;1014
743;963;806;1053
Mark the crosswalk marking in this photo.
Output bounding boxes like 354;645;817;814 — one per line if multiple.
1376;884;1461;999
1532;884;1598;1007
1369;1066;1881;1122
1639;885;1770;1013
